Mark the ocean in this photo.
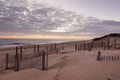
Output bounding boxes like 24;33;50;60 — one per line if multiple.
0;38;74;48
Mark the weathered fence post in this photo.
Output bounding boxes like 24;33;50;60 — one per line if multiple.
103;40;105;50
50;44;52;51
42;50;47;70
117;56;119;61
83;44;85;50
107;38;110;49
14;47;20;71
78;44;80;50
97;51;101;61
37;45;39;54
106;56;108;61
112;56;114;61
46;51;48;71
75;44;77;51
88;43;91;51
14;53;20;71
20;46;22;60
5;53;9;70
55;43;56;50
101;40;104;49
109;56;111;61
114;38;116;49
34;45;36;54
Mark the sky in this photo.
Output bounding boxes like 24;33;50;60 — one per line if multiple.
34;0;120;21
0;0;120;40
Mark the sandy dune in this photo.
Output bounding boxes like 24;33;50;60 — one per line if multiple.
0;50;120;80
0;69;57;80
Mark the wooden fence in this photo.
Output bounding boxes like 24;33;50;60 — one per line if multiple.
0;43;63;72
5;49;48;71
97;51;120;61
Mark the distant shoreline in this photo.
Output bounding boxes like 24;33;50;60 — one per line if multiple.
0;38;78;48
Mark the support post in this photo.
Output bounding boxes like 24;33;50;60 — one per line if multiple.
14;53;20;71
42;50;46;70
50;44;52;51
75;44;77;50
34;45;36;54
15;47;20;71
97;51;101;61
114;38;116;49
20;46;22;60
37;45;39;54
46;51;48;70
55;43;56;50
5;53;9;70
101;40;104;49
108;38;110;49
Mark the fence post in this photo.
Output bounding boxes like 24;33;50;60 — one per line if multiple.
50;44;52;51
88;43;91;51
42;50;46;70
97;51;101;61
34;45;36;54
14;47;20;71
109;56;111;61
114;38;116;49
20;46;22;60
55;43;56;50
117;56;119;61
75;44;77;51
46;51;48;70
101;40;104;49
106;56;108;61
5;53;9;70
37;45;39;54
14;53;20;71
112;56;114;61
83;44;85;50
107;38;110;49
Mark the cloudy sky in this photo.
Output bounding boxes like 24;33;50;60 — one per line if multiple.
0;0;120;40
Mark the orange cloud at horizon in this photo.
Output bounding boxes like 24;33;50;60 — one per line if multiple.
0;35;97;40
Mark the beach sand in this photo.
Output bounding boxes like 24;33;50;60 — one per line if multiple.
0;49;120;80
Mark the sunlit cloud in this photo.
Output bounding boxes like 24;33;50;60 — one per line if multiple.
0;0;120;39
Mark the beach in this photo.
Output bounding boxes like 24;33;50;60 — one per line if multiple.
0;38;120;80
0;49;120;80
0;0;120;79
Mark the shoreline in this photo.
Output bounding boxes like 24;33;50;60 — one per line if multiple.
0;40;83;52
0;39;79;48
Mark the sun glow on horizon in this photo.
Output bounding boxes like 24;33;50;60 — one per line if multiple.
0;35;97;40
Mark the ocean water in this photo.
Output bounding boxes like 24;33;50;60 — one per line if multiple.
0;38;72;48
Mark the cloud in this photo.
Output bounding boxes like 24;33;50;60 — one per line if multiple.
77;20;120;36
0;0;120;38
